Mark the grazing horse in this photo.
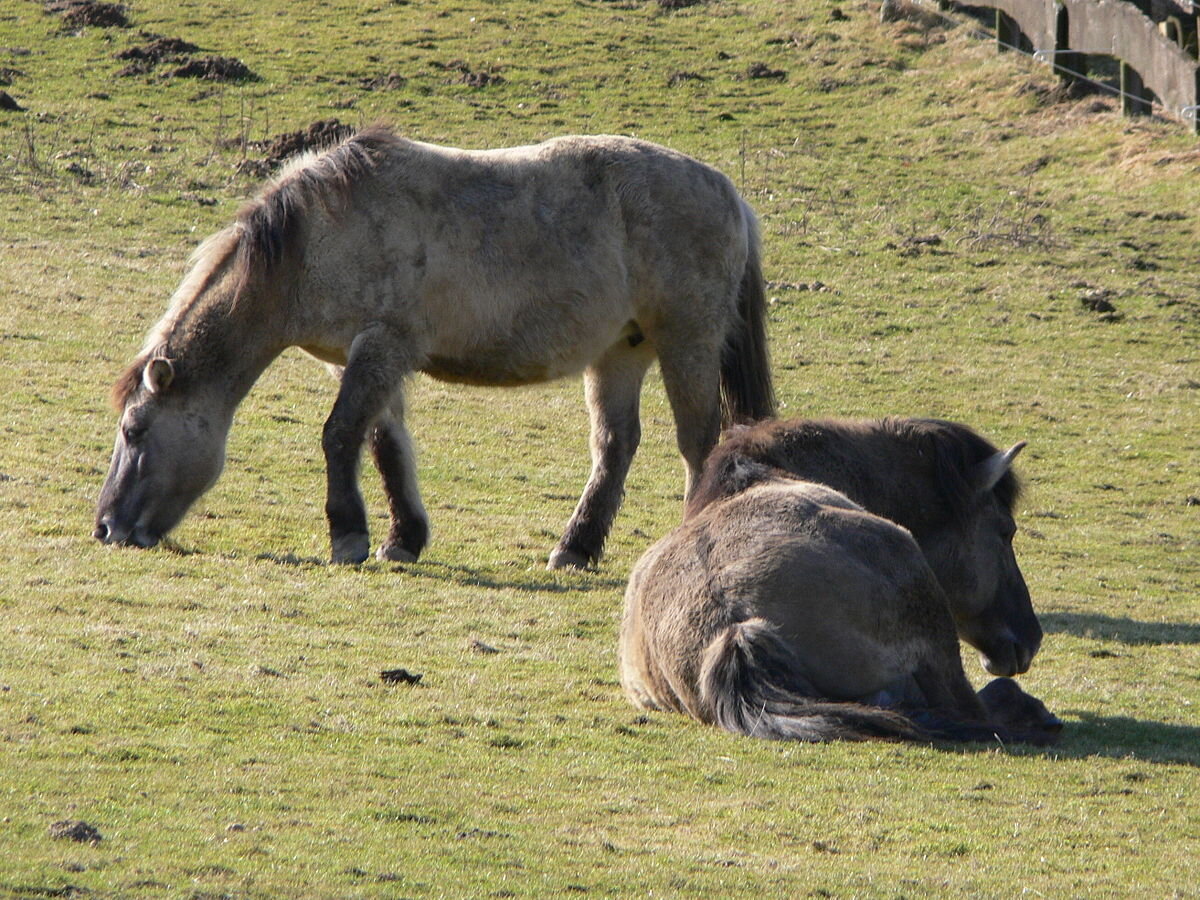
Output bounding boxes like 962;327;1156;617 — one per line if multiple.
619;417;1058;744
94;126;775;567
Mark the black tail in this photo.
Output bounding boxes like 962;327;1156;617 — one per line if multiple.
698;619;930;742
719;211;776;426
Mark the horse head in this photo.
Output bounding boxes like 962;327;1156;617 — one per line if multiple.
922;441;1043;677
94;355;229;549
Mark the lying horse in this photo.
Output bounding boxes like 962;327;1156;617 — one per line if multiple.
94;127;775;567
619;417;1059;743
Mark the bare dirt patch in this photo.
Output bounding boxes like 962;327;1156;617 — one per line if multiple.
743;61;786;80
169;56;257;82
360;73;408;91
432;59;505;87
237;119;357;176
46;0;129;29
49;820;103;843
114;32;255;82
115;34;200;76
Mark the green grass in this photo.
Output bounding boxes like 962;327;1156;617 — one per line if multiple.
2;0;1198;896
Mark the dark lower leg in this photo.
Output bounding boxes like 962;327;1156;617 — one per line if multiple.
369;421;428;561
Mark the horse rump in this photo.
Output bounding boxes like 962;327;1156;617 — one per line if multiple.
698;618;929;742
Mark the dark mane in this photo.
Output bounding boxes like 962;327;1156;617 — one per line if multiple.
233;124;402;286
111;354;149;409
881;417;1022;517
686;417;1022;522
110;125;403;410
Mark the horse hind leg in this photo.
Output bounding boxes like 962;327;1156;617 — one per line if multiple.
370;395;429;563
548;340;654;570
655;337;724;501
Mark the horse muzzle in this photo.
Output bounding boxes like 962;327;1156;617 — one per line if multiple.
93;517;161;549
978;635;1038;678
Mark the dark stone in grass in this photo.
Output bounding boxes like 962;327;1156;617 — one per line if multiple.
0;91;23;112
380;668;422;685
49;820;102;843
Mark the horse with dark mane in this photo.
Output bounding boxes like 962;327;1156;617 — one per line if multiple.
94;126;774;567
619;417;1060;744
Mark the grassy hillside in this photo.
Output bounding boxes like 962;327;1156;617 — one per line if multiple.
1;0;1197;896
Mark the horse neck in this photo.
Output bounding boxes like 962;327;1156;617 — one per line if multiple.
160;275;285;410
775;437;943;538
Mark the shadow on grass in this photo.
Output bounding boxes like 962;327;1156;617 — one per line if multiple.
253;550;626;593
1039;612;1200;646
396;559;627;593
943;714;1200;766
1045;713;1200;767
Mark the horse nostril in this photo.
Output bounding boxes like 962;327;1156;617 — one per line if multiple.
94;522;110;542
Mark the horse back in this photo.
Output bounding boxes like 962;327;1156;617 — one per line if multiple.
289;134;755;385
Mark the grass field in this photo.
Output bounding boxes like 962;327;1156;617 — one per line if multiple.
1;0;1198;896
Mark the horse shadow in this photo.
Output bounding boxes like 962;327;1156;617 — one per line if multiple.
1005;613;1200;765
1039;612;1200;646
252;548;627;594
1033;713;1200;767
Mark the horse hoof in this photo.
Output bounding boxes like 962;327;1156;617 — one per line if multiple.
377;543;418;563
547;547;592;571
331;533;370;565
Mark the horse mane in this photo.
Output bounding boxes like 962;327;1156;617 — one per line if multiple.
110;124;404;409
686;417;1022;521
880;417;1023;517
232;124;403;285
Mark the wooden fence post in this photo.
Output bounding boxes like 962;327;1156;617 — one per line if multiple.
996;10;1017;52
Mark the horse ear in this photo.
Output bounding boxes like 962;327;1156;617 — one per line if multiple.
974;441;1026;493
142;357;176;395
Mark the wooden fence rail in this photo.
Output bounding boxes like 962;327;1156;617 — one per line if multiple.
965;0;1200;131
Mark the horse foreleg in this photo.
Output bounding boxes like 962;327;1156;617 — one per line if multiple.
322;327;413;564
370;397;429;562
549;342;653;570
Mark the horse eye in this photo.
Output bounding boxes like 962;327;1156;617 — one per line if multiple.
123;423;147;444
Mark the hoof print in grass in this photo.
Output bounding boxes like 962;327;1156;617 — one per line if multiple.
381;668;423;685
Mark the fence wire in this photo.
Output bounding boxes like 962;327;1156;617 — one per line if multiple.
902;0;1197;125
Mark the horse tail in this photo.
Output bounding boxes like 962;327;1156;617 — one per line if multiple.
719;207;777;426
697;618;929;742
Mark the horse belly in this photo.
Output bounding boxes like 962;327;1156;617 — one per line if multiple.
422;304;637;387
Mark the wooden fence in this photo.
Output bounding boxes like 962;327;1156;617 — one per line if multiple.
968;0;1200;131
